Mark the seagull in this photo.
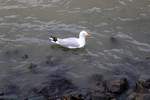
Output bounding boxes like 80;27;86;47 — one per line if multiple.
49;30;90;49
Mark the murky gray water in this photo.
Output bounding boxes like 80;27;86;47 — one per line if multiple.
0;0;150;99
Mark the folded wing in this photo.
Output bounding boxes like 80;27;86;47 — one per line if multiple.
58;38;80;48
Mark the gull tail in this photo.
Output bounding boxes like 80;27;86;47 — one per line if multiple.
49;35;58;43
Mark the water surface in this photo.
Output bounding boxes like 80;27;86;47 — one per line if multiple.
0;0;150;99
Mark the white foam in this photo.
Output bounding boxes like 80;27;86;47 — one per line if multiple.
118;17;134;21
4;15;18;18
118;0;126;6
116;33;133;40
86;7;102;13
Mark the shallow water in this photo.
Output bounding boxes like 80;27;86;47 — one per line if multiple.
0;0;150;99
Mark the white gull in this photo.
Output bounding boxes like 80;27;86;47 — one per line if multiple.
49;30;90;49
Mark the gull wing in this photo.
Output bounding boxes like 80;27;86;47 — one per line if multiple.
58;38;80;48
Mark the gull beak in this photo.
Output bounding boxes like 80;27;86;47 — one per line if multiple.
86;32;91;37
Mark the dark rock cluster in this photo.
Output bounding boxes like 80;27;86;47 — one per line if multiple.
127;79;150;100
87;75;128;100
29;75;77;100
1;49;150;100
61;77;150;100
28;75;129;100
0;74;150;100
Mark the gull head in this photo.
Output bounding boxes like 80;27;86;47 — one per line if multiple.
79;30;90;38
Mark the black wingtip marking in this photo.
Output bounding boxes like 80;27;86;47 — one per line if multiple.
50;36;57;42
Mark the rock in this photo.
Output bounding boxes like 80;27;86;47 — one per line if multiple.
127;78;150;100
142;79;150;89
135;81;145;93
89;74;129;99
106;78;128;95
127;93;150;100
70;96;82;100
30;76;129;100
127;90;145;100
127;92;137;100
35;75;77;99
143;93;150;100
135;79;150;93
89;74;122;100
63;94;84;100
91;91;115;100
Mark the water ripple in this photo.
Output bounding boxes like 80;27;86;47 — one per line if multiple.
116;33;150;52
86;7;102;13
1;37;49;45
